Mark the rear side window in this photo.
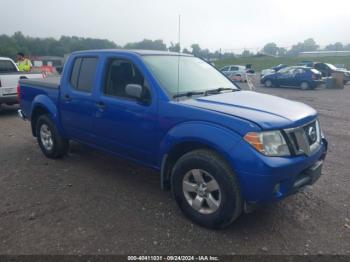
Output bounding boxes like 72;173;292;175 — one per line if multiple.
0;60;17;73
70;57;98;92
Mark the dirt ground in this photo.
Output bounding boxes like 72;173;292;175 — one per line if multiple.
0;84;349;255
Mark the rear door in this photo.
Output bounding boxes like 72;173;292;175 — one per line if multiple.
59;56;99;142
292;68;305;86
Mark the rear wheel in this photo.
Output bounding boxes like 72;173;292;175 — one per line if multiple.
36;115;68;158
264;79;273;87
171;149;242;229
300;81;310;90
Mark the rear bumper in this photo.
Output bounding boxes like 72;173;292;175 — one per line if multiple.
231;138;328;204
0;95;17;104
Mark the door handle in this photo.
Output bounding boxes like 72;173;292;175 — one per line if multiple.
95;101;107;109
63;94;71;101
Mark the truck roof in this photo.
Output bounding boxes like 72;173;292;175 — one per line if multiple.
72;49;193;56
0;57;14;61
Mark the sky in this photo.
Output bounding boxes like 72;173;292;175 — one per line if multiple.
1;0;349;52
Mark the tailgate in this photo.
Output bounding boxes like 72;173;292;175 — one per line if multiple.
0;75;20;96
0;73;43;96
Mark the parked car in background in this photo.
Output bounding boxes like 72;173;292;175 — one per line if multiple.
261;66;322;90
220;64;248;82
313;63;350;84
261;64;287;78
18;49;327;229
0;57;43;107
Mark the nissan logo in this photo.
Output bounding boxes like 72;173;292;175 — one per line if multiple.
308;126;317;142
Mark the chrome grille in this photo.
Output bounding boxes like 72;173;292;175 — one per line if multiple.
284;120;321;156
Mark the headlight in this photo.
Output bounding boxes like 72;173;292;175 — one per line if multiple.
244;131;290;156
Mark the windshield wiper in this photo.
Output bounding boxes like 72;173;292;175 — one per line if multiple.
204;87;238;95
173;91;205;99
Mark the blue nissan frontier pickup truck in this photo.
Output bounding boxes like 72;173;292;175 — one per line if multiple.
18;50;327;229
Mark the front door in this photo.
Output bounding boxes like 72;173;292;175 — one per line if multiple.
93;57;158;165
277;68;294;86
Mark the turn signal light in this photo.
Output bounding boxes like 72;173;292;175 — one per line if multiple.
244;132;264;152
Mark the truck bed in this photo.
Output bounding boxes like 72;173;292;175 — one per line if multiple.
19;76;61;120
20;76;60;89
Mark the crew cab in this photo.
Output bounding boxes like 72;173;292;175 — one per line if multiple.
18;50;327;228
261;66;323;90
0;57;42;107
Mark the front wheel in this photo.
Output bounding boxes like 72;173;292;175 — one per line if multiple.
171;149;242;229
264;79;273;87
36;114;69;159
300;81;310;90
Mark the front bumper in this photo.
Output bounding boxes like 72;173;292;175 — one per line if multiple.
311;79;323;88
231;138;328;204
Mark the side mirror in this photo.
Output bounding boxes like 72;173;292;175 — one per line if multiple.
125;84;142;100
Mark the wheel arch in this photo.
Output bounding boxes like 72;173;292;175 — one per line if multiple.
158;121;241;190
30;95;63;137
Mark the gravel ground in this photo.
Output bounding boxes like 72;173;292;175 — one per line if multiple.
0;85;349;255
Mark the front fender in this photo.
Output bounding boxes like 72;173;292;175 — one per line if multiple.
158;121;242;167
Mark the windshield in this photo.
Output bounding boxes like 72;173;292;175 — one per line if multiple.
142;55;238;97
278;67;292;73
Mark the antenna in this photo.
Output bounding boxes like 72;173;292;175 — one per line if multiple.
176;14;181;101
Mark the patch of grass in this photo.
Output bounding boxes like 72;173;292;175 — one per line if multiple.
214;56;350;71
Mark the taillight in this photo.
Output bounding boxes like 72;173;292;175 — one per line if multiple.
17;83;21;102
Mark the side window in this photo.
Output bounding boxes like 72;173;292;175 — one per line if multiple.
104;59;151;103
70;58;82;88
221;66;229;72
0;60;17;73
70;57;98;92
230;66;239;71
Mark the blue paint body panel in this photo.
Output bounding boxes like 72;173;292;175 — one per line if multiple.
19;49;327;205
261;67;323;89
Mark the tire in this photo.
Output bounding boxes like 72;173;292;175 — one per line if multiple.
171;149;242;229
300;81;310;90
36;114;68;159
264;79;273;87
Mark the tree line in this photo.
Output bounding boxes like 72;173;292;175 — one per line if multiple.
0;32;349;60
261;38;350;57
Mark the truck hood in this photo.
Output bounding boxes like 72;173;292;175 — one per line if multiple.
181;91;317;129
